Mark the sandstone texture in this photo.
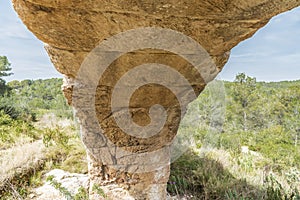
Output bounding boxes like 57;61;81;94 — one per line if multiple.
12;0;300;199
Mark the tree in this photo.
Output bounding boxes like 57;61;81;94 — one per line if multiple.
0;56;13;96
0;56;13;78
231;73;257;131
0;79;8;95
280;85;300;146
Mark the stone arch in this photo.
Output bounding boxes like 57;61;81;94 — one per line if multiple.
11;1;300;199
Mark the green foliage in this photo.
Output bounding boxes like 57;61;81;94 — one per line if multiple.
1;79;70;122
0;111;40;149
174;73;300;199
169;150;261;199
46;176;89;200
0;126;87;199
0;56;13;78
74;187;89;200
0;110;13;125
92;184;107;199
264;174;300;200
29;171;44;188
1;72;299;199
0;96;36;121
0;56;13;96
43;127;70;149
42;125;88;174
6;78;72;118
0;79;11;96
0;58;71;120
46;175;73;200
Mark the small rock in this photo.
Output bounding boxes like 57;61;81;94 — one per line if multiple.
30;169;89;200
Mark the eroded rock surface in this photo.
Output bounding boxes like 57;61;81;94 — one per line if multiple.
12;1;300;199
28;169;89;200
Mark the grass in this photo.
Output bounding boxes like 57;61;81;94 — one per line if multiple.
0;140;47;199
1;112;300;199
0;118;41;149
41;125;88;174
168;147;300;200
169;149;259;199
2;124;300;200
0;140;44;183
0;113;87;199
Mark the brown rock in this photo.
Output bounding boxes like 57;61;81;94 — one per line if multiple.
12;0;300;199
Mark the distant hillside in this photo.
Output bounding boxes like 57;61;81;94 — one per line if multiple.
0;78;72;120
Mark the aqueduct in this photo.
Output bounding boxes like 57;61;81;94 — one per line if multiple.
12;1;300;199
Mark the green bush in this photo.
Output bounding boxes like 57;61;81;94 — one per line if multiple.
0;110;41;148
0;110;13;125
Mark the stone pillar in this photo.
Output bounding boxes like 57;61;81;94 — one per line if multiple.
87;152;170;199
11;0;300;199
66;46;211;199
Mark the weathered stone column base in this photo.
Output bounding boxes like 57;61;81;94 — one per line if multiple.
87;152;169;200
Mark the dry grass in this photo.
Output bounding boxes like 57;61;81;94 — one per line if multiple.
0;140;45;190
201;147;300;192
35;113;75;129
199;147;266;186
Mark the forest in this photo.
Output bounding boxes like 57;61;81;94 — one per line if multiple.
0;55;300;199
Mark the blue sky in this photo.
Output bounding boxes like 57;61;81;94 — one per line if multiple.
221;6;300;82
0;1;299;82
0;0;61;81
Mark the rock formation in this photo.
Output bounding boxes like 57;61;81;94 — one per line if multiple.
29;169;89;200
12;1;300;199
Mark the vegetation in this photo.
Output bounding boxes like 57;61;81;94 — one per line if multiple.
0;56;86;199
0;77;72;149
6;78;72;118
0;56;13;95
0;57;299;200
171;73;300;199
